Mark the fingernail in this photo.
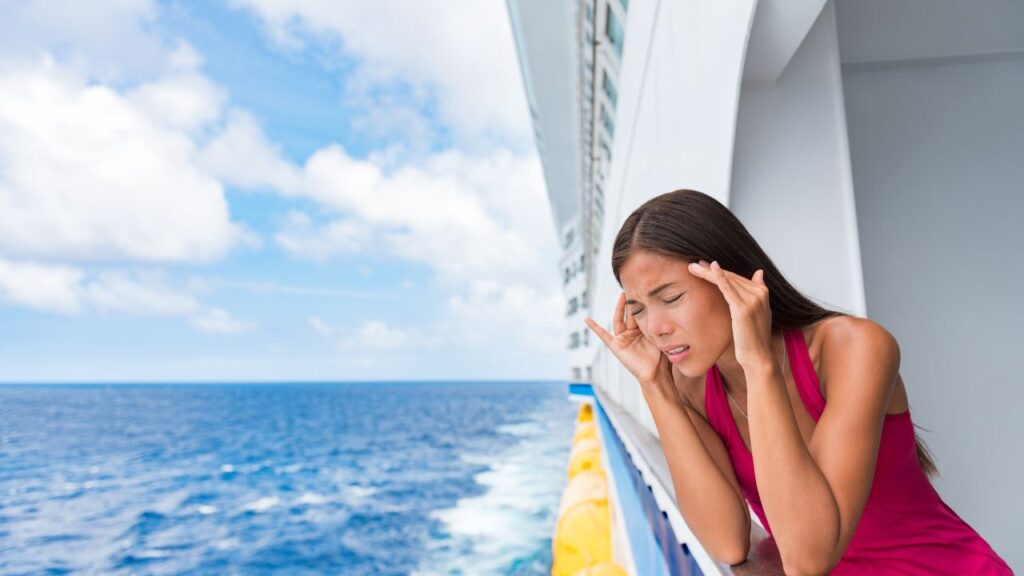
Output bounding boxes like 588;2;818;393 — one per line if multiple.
711;260;719;268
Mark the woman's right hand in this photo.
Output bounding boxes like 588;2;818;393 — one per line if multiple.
584;292;672;389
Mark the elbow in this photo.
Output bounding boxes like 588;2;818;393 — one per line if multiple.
708;540;750;566
780;551;838;576
701;508;751;565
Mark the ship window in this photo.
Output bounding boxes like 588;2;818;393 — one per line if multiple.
600;104;614;137
605;5;624;58
602;71;618;107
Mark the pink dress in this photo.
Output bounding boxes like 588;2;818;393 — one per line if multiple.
704;327;1013;574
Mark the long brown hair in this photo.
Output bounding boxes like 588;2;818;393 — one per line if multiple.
610;189;939;479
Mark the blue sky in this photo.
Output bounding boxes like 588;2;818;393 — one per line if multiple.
0;0;567;382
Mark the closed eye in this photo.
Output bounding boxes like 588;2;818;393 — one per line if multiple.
664;293;683;304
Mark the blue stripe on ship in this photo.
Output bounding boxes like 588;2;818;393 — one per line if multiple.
571;383;704;575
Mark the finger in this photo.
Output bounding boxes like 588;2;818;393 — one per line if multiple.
713;261;748;306
625;302;638;331
711;263;764;301
613;292;627;335
691;260;743;308
729;270;762;299
754;269;766;286
716;265;759;290
584;317;614;347
731;268;768;300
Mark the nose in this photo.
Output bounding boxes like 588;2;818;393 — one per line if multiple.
645;305;674;339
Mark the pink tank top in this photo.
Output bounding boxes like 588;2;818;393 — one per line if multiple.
704;327;1012;574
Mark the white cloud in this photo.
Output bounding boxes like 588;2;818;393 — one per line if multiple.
273;210;369;261
290;146;556;286
0;3;261;338
0;258;84;314
268;144;565;354
0;55;249;263
191;307;256;334
309;316;420;351
350;320;407;349
199;109;304;194
308;315;336;338
0;0;568;375
0;0;166;82
228;0;532;148
447;280;565;354
0;258;254;334
84;270;198;316
127;47;228;134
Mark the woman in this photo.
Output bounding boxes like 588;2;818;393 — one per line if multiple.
584;189;1012;575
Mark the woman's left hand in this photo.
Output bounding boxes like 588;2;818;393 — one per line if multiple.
688;260;775;372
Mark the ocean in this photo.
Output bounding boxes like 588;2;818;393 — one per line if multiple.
0;381;576;575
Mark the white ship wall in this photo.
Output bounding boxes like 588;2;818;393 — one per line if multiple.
505;0;580;231
836;0;1024;566
731;2;865;317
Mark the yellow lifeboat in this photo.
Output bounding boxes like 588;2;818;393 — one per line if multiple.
551;402;627;576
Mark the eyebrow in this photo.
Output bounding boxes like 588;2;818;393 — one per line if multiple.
625;282;677;305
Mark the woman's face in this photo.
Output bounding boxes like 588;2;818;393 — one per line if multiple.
618;249;732;378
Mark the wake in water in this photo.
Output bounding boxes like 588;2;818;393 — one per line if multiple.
415;395;576;575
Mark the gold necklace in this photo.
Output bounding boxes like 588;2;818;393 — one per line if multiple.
726;334;787;420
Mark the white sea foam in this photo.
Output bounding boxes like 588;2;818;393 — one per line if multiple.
496;420;542;437
194;504;217;515
413;397;575;575
214;537;240;550
130;549;170;559
242;496;280;512
296;492;327;505
276;463;303;474
347;485;377;500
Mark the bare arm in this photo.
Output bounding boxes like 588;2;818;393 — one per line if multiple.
640;377;753;564
746;317;899;575
685;261;900;575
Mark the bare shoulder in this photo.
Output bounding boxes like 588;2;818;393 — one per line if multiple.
815;315;904;411
816;315;900;364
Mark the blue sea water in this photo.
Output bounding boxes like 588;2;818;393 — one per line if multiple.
0;381;576;575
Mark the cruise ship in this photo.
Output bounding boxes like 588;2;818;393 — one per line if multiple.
507;0;1022;574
